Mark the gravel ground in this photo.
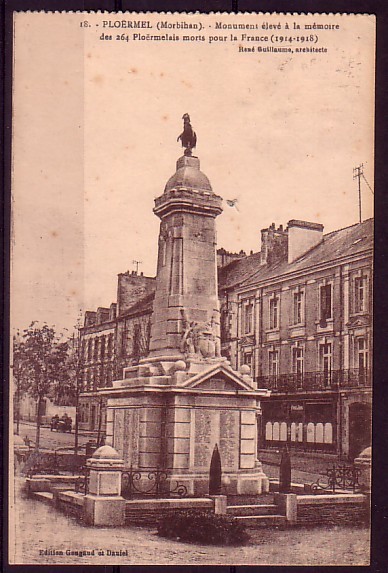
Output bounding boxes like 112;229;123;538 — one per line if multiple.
9;480;370;566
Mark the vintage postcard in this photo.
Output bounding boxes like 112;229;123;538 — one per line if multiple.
10;11;374;566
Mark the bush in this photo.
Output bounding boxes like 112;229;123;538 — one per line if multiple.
157;510;248;545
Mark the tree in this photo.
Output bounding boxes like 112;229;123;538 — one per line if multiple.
15;322;70;450
65;331;83;455
12;333;28;435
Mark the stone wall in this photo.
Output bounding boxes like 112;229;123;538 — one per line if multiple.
296;494;369;525
124;498;213;526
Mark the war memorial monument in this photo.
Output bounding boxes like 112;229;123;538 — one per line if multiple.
99;116;271;497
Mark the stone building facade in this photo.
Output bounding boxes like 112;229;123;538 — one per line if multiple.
79;218;372;459
218;218;373;459
78;272;154;431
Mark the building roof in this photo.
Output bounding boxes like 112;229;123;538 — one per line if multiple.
218;251;262;290
219;218;373;291
120;290;155;318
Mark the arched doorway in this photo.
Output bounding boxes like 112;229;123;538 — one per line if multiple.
348;402;371;459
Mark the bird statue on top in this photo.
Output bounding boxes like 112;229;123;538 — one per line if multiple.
177;113;197;156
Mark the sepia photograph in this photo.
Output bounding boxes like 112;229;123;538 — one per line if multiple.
9;11;374;566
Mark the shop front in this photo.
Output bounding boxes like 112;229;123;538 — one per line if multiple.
260;396;338;453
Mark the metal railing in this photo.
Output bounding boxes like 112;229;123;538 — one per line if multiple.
75;466;89;494
25;445;88;477
305;464;362;494
257;369;371;393
121;467;188;499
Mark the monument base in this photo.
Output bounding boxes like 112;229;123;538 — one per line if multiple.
102;359;270;497
83;495;126;527
167;469;269;497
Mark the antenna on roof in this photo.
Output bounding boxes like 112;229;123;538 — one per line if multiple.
132;260;142;274
353;164;364;223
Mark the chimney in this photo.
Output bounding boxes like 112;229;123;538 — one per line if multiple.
287;220;324;263
261;223;288;265
117;271;155;316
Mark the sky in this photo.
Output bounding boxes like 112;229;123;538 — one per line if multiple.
11;13;375;333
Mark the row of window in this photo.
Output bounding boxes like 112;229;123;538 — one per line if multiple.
82;365;114;391
243;337;369;381
82;334;114;363
241;275;368;335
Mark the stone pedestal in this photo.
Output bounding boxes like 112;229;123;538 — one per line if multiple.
274;493;298;524
211;495;227;514
354;446;372;493
102;361;270;497
83;445;126;527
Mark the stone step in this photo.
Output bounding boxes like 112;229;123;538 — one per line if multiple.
235;514;286;528
31;491;54;503
227;504;278;516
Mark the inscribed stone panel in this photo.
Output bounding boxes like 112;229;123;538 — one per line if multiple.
219;410;238;470
114;408;139;466
194;409;212;468
113;409;124;457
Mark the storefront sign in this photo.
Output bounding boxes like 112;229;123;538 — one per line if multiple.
290;404;304;412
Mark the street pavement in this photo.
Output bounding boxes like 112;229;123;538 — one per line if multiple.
10;478;370;566
14;422;90;451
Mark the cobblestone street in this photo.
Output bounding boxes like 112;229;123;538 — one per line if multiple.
10;479;369;566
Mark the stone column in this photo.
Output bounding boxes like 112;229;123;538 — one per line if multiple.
149;154;223;359
83;445;126;526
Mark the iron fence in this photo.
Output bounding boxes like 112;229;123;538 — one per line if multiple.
257;369;371;393
25;445;87;477
121;467;188;499
305;464;362;494
74;466;89;494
